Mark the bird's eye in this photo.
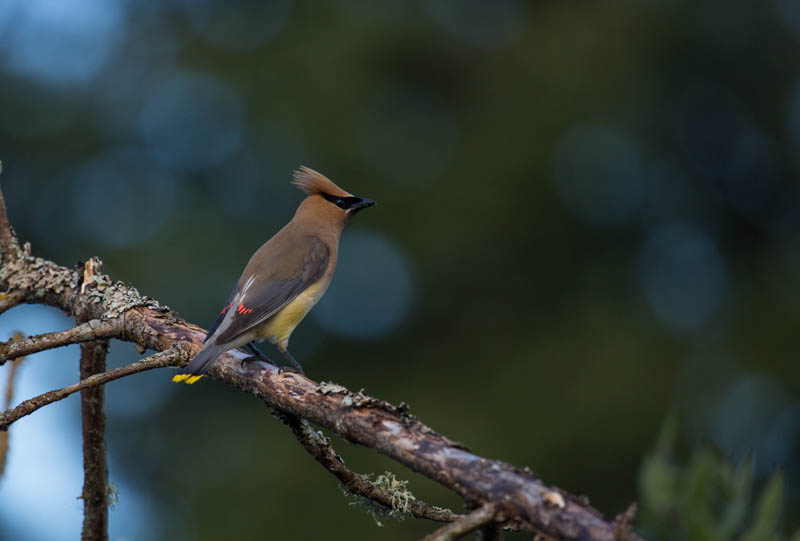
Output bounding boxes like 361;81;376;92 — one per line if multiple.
322;193;350;209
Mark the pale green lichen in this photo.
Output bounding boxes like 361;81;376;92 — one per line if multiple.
375;472;416;515
342;471;418;527
316;381;349;395
107;482;119;509
75;481;119;510
86;280;167;320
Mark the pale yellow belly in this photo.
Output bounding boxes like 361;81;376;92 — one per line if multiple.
255;280;328;349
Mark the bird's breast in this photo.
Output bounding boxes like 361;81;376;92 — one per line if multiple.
255;279;329;345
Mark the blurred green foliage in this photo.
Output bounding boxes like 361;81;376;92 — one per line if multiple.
640;417;799;541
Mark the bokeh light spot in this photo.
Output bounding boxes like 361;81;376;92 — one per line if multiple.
721;130;780;219
674;81;783;223
207;134;311;224
674;82;751;178
356;88;457;185
72;148;178;248
0;79;76;138
0;0;124;87
313;230;413;340
554;124;646;226
139;71;244;169
185;0;291;50
427;0;526;49
710;374;796;473
776;0;800;40
639;223;727;332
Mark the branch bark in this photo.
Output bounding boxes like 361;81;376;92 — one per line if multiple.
0;331;25;479
0;183;643;541
0;290;24;316
0;348;188;430
79;339;110;541
420;504;498;541
0;319;121;364
0;164;18;260
283;413;460;523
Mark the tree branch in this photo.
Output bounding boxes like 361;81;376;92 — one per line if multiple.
613;503;639;540
0;168;20;260
420;503;498;541
0;347;188;430
79;339;110;541
0;319;121;365
0;291;25;316
0;331;25;479
0;183;643;541
282;413;460;523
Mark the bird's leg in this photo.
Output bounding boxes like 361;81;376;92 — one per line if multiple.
246;342;268;358
240;342;276;368
279;349;306;376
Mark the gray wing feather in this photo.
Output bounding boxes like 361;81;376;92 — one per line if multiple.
210;237;329;345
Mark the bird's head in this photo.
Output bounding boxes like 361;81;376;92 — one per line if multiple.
292;166;375;222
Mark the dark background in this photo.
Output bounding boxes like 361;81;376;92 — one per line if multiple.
1;1;799;539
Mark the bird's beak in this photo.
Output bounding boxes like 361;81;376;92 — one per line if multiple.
348;197;376;216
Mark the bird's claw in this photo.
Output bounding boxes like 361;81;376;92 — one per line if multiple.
242;354;277;370
278;365;306;377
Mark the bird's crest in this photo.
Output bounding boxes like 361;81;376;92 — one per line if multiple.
292;166;352;198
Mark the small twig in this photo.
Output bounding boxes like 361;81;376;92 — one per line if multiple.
283;414;460;523
0;347;188;431
420;503;498;541
0;332;25;479
613;502;638;540
79;339;110;541
0;319;122;365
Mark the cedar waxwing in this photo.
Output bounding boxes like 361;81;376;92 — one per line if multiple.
172;167;375;384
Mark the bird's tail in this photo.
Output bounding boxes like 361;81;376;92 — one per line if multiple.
172;343;227;384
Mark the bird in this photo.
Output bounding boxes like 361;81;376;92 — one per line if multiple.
172;166;375;384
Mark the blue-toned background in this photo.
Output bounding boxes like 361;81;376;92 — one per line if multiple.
1;1;799;539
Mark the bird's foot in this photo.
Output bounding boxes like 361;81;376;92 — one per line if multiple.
278;365;306;377
280;349;306;376
240;342;278;369
241;353;277;369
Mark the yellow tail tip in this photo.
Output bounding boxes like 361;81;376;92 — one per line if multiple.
172;374;204;384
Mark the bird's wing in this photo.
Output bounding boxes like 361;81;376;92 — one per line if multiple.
203;288;238;343
205;236;330;346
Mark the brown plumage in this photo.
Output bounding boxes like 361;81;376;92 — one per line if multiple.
173;167;375;384
292;166;353;197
